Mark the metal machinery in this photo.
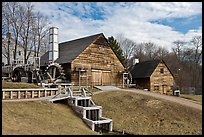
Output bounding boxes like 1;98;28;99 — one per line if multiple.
122;71;132;88
2;27;65;86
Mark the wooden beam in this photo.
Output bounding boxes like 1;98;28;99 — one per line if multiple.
18;91;20;99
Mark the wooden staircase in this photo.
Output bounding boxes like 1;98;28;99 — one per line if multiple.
49;87;113;132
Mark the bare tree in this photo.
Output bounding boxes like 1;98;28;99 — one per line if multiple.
117;34;137;69
190;36;202;91
19;2;35;64
143;42;159;60
155;46;169;60
172;40;186;63
32;12;50;57
4;2;25;63
2;3;11;65
191;36;202;64
2;2;51;65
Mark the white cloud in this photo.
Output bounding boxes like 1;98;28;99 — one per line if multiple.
32;2;202;51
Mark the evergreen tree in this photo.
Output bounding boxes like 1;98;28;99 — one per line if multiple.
108;36;126;67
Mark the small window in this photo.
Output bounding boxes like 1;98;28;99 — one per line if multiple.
154;86;159;91
19;51;21;56
2;62;4;66
160;68;164;74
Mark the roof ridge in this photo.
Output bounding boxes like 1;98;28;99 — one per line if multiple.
60;33;103;44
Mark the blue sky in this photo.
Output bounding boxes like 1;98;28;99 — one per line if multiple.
151;14;202;34
33;2;202;50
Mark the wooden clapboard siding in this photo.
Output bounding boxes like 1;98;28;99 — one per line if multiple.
150;62;174;95
102;70;111;85
131;60;174;95
92;69;102;86
40;33;124;86
71;34;124;86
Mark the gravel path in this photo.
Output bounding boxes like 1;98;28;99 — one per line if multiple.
93;89;202;110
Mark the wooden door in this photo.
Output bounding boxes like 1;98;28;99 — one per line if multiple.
102;71;111;85
92;69;102;85
162;85;167;94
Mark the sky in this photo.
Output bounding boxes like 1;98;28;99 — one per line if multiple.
33;2;202;51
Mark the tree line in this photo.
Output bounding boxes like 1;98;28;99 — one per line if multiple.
108;35;202;94
2;2;50;65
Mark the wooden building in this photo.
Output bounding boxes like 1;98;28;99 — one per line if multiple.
130;60;174;95
40;33;125;86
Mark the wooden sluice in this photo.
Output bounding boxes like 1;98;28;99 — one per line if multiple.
65;93;113;132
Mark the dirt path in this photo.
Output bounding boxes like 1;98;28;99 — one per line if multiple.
93;89;202;110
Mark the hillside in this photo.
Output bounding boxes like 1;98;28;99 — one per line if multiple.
2;101;98;135
92;90;202;135
2;81;41;89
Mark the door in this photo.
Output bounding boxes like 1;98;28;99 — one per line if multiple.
92;69;102;86
102;70;111;85
162;85;167;94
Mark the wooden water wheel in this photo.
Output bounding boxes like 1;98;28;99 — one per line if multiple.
45;63;65;83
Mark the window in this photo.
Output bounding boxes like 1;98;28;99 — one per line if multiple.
160;68;164;74
19;51;21;56
154;86;159;91
2;62;4;66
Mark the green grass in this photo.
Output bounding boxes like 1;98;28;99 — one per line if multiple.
2;101;98;135
92;90;202;135
179;94;202;103
2;81;41;89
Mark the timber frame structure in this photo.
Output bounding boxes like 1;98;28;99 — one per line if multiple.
40;33;125;87
130;60;175;95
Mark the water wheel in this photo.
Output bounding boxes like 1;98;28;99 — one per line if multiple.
45;63;65;83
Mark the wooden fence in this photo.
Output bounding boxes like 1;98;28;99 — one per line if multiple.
2;88;59;100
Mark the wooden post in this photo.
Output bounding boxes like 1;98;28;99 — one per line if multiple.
38;90;40;98
3;91;5;100
18;91;21;99
109;121;113;131
10;91;13;99
25;91;28;98
32;91;34;98
83;109;86;118
75;98;78;106
44;90;47;97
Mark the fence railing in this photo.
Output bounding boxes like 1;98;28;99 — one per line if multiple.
2;88;59;100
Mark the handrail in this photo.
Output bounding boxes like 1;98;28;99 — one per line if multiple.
2;88;58;91
83;87;93;96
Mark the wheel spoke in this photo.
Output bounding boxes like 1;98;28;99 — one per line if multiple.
47;72;53;80
53;67;56;79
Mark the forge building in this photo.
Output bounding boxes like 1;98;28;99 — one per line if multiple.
40;27;125;87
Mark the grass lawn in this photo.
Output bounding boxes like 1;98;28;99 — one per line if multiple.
2;81;41;89
92;90;202;135
179;94;202;104
2;101;98;135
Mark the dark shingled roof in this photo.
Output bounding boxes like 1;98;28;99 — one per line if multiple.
130;60;161;78
40;52;49;66
40;33;103;66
